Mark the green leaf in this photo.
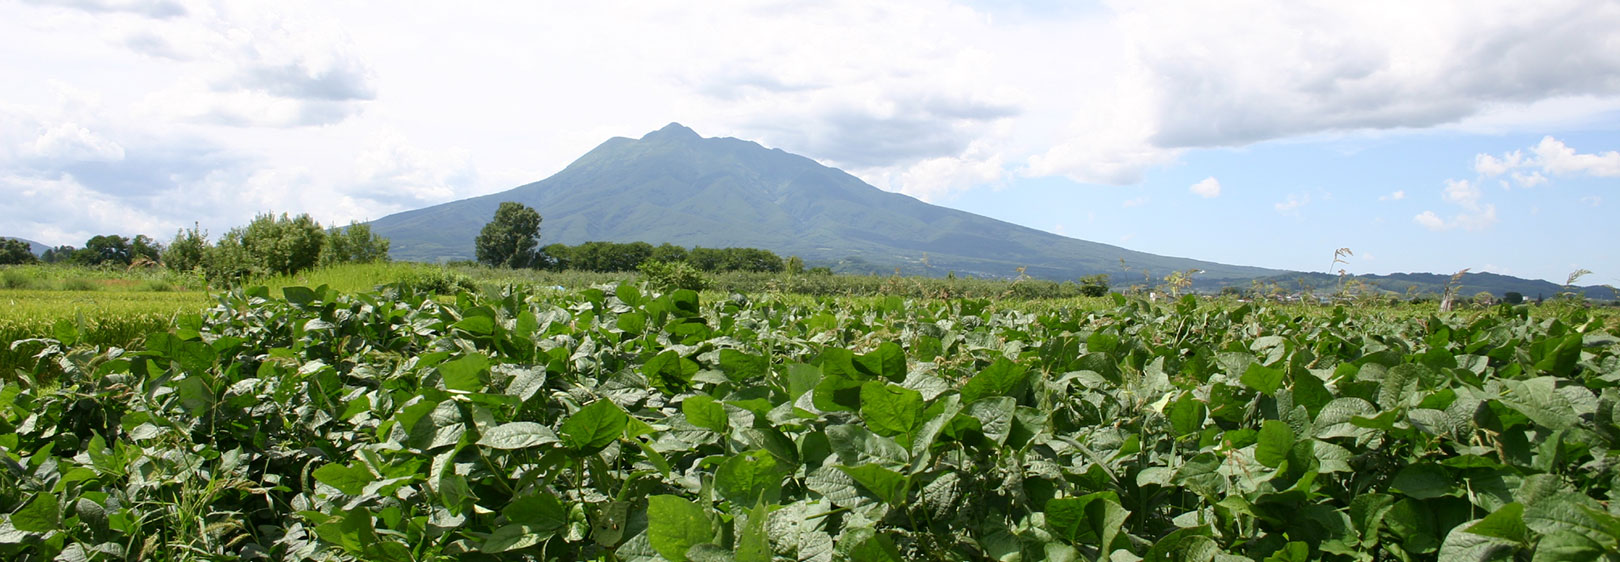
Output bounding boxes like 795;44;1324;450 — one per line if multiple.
453;315;495;336
645;350;700;394
1255;419;1295;469
860;382;924;438
647;495;715;562
682;395;728;433
1532;530;1609;562
856;342;907;382
439;353;490;392
1390;462;1455;500
960;358;1028;403
10;492;59;532
560;400;629;454
1379;364;1427;409
477;422;559;450
282;285;316;305
1168;393;1206;437
847;530;904;561
1046;491;1129;550
735;501;772;562
837;464;907;506
504;493;569;532
482;524;547;553
1144;527;1218;562
1440;520;1521;561
313;462;374;496
1465;503;1529;544
714;450;784;506
1241;363;1285;395
719;349;768;380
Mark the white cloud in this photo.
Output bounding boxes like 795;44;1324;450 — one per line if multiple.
1274;193;1310;215
1474;136;1620;186
24;122;125;162
1582;195;1603;207
1415;179;1498;231
350;133;477;209
1413;210;1447;231
1189;176;1221;198
1378;189;1405;201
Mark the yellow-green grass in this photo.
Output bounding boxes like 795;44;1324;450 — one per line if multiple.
2;289;210;377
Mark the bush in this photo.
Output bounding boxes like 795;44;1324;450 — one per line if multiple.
394;269;478;296
62;278;96;291
2;269;39;289
639;259;709;292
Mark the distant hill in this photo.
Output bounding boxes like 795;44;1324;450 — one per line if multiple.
1;237;47;256
1254;270;1616;300
370;123;1282;284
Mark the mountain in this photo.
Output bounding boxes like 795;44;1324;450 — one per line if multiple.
1;237;48;255
371;123;1281;283
1255;271;1617;301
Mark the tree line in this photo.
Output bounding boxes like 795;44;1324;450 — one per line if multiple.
0;213;390;279
474;201;793;274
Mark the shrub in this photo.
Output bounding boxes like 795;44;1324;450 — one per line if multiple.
62;278;96;291
2;269;39;289
395;269;478;296
639;259;710;292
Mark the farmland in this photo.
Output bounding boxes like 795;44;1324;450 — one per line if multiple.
2;265;1619;560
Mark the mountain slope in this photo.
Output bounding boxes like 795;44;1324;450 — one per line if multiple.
372;123;1285;281
1;237;48;255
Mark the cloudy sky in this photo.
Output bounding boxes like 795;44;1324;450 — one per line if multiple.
3;0;1617;284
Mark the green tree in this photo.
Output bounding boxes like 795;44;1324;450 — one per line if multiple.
84;234;132;266
1504;291;1525;305
130;235;162;262
0;238;37;265
1079;273;1110;297
230;213;327;276
785;255;806;275
322;222;391;265
163;224;210;272
475;202;541;268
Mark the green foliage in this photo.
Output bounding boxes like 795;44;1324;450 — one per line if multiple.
1079;273;1110;297
0;238;37;265
163;223;210;272
639;259;710;292
476;201;541;268
321;221;391;265
3;262;1618;560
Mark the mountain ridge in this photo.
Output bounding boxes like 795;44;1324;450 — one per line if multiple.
370;123;1281;283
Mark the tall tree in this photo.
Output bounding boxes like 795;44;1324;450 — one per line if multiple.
0;238;37;265
475;202;541;268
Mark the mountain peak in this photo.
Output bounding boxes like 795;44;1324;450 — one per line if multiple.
644;122;700;141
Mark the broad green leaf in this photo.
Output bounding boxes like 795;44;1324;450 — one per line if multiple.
1465;503;1529;544
482;524;547;553
645;350;700;394
1255;419;1295;469
1168;393;1205;437
439;353;490;392
1532;530;1609;562
477;422;559;450
856;342;907;382
1379;363;1427;409
812;371;863;413
715;450;784;506
964;396;1016;445
837;464;907;506
859;382;924;438
1046;491;1128;550
1439;520;1521;561
735;501;772;562
1241;363;1285;395
1390;462;1455;500
847;530;904;561
560;400;629;454
504;493;568;532
682;395;728;433
960;358;1029;403
282;285;316;305
10;492;59;532
647;495;715;562
719;349;768;380
1144;527;1218;562
313;462;374;496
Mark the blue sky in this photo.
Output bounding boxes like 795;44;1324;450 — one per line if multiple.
1;0;1616;284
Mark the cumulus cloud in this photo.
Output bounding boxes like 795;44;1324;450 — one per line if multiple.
24;122;125;162
350;134;478;209
1274;193;1309;215
1189;176;1221;198
1116;1;1620;148
1378;190;1405;201
1415;179;1498;231
1475;136;1620;187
